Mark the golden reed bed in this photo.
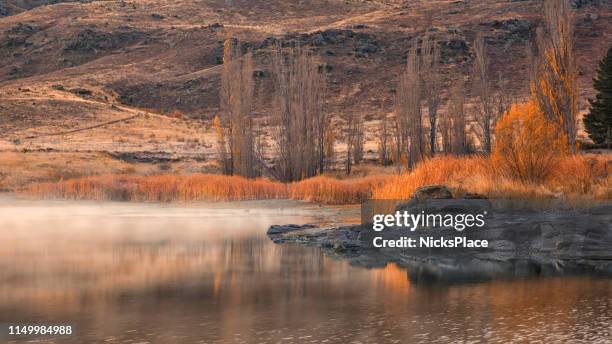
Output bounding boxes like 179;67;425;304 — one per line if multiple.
20;155;611;204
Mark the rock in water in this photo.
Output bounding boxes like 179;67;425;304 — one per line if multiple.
267;224;315;235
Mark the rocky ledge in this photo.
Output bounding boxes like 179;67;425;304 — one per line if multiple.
268;185;612;285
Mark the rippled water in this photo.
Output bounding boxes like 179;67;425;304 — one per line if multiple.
0;200;610;343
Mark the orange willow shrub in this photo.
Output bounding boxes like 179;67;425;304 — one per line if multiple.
288;175;391;204
371;156;492;200
492;101;568;182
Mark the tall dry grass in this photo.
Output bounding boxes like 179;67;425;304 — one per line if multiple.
288;175;390;204
372;154;611;201
372;156;491;199
21;174;385;204
23;174;287;202
548;155;611;199
20;154;610;204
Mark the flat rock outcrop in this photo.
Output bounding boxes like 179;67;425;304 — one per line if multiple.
268;186;612;285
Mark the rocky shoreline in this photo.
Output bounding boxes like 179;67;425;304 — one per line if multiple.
268;186;612;285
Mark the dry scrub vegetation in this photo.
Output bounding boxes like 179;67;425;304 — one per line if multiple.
372;154;610;201
20;153;610;204
23;174;286;203
21;173;389;204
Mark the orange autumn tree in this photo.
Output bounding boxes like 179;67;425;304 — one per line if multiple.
492;100;568;182
531;0;578;152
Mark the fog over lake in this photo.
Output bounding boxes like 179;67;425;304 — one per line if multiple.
0;199;610;343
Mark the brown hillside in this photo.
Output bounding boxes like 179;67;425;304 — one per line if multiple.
0;0;610;188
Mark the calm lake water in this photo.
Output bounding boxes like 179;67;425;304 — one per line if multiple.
0;200;610;343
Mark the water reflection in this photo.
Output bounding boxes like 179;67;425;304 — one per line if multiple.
0;200;610;343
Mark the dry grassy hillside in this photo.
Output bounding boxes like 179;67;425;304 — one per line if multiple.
0;0;610;189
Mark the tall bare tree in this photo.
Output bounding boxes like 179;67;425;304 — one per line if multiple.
316;86;330;174
213;114;231;174
346;112;356;175
396;41;423;168
472;31;494;154
440;109;452;154
448;76;468;155
493;72;512;133
324;124;335;171
532;0;578;152
353;114;365;165
391;112;404;171
472;32;511;154
218;38;257;177
378;112;391;165
421;34;442;156
271;42;327;182
345;112;365;174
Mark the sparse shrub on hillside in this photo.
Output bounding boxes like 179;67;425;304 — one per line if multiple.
158;162;172;171
492;100;568;182
64;29;142;52
168;110;183;119
122;167;137;175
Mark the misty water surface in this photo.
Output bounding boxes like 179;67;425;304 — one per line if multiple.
0;199;610;343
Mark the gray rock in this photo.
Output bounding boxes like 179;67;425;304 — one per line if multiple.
269;194;612;284
413;184;453;200
267;224;316;235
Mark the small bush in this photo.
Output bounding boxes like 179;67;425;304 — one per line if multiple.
158;162;172;171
